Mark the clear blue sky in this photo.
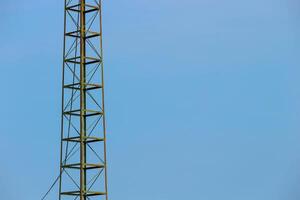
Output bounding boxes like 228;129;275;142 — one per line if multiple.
1;0;300;199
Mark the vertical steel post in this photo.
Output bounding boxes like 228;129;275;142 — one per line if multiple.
59;1;68;200
99;3;109;200
80;1;87;199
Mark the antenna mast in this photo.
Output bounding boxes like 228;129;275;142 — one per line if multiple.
59;0;108;199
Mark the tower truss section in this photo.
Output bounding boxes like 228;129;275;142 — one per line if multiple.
59;0;108;200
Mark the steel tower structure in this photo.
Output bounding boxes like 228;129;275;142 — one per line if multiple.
58;0;108;199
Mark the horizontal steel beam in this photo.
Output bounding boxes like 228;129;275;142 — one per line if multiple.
66;3;100;13
62;163;105;170
62;136;104;143
64;83;102;91
63;109;103;117
65;56;102;65
61;191;106;196
65;30;101;39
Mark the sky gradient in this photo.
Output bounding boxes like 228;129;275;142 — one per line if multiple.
1;0;300;199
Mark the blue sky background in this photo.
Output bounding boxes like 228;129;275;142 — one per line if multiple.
1;0;300;199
